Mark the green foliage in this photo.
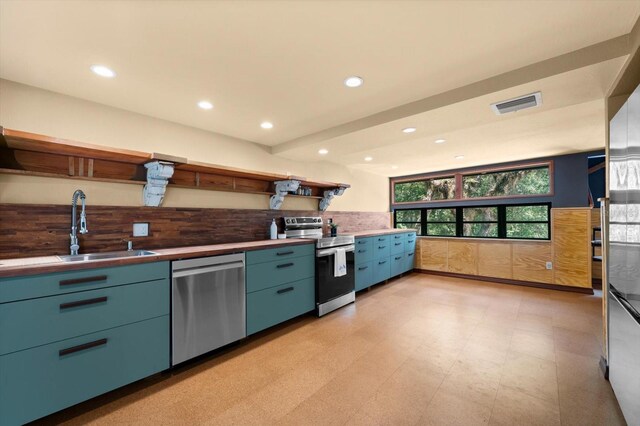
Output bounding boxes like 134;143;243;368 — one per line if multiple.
507;223;548;239
427;208;455;222
394;177;455;203
463;167;549;198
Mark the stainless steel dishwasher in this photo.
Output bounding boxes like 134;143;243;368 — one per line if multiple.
171;253;246;366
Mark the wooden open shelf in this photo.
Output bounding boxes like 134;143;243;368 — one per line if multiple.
0;127;349;201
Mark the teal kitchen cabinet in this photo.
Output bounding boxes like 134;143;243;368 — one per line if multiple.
404;232;417;253
404;250;416;273
373;257;391;283
354;237;374;262
390;233;405;255
373;235;390;259
0;261;170;426
245;246;315;335
390;253;406;277
246;278;314;335
355;260;374;291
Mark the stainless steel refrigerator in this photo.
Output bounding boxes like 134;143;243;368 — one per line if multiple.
608;81;640;426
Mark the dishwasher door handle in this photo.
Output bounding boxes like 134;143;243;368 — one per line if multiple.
172;261;244;278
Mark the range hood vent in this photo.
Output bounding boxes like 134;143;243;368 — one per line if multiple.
491;91;542;115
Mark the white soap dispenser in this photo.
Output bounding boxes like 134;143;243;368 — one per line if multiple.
270;218;278;240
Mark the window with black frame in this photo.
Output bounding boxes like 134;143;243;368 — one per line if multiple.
462;207;499;237
425;208;456;236
394;209;422;234
393;203;551;240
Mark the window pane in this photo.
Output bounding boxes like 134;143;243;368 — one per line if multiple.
395;209;421;222
396;222;421;234
463;207;497;222
427;223;456;236
506;205;548;221
507;223;549;239
427;208;456;222
394;177;455;202
463;223;498;237
462;166;550;198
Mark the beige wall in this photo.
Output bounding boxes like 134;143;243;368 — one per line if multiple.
0;79;389;211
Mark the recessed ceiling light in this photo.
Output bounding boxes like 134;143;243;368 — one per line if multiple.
434;139;446;144
455;155;465;160
318;148;329;155
391;165;399;169
90;65;116;78
364;156;373;162
402;127;416;133
197;100;213;110
344;76;364;88
260;121;274;129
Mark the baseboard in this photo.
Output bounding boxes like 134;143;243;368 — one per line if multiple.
415;269;594;294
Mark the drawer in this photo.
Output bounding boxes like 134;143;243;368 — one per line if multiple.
373;235;390;259
0;315;169;426
0;278;169;356
354;238;374;263
246;255;314;293
404;251;416;273
246;244;314;265
390;234;406;255
247;278;314;335
372;257;391;284
355;261;373;291
390;253;405;277
404;233;417;252
0;261;170;304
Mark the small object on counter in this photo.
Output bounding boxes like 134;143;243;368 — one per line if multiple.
329;222;339;237
278;233;287;239
270;219;278;240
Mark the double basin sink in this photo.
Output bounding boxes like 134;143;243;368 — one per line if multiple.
57;250;158;263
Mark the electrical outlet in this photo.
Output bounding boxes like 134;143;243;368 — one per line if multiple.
133;222;149;237
545;261;553;270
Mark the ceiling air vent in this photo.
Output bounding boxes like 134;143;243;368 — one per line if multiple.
491;91;542;115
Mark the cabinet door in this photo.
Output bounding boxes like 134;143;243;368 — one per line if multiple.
246;255;314;293
355;261;373;291
390;253;405;277
354;237;374;263
246;278;315;335
373;236;390;259
404;251;416;273
404;233;417;252
245;244;314;265
390;233;406;255
372;257;391;284
0;316;169;426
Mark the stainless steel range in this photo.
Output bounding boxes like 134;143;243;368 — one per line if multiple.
284;217;355;316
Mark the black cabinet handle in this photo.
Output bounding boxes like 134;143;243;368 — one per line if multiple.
378;238;385;241
408;240;414;244
395;235;401;239
277;287;294;294
378;260;387;264
395;256;402;260
378;246;386;249
408;253;414;257
60;296;108;310
59;338;107;357
358;266;368;270
59;275;107;286
277;262;294;269
358;249;366;253
276;251;294;256
395;243;402;246
358;240;366;244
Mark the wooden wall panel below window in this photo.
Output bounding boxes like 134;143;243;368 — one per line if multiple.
415;207;593;290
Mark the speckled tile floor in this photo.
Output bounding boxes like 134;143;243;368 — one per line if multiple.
36;273;625;426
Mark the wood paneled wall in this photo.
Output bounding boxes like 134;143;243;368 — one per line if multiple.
0;204;390;259
415;208;593;289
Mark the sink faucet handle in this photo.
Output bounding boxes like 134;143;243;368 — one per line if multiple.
79;211;88;234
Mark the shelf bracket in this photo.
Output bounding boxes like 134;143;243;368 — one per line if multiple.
319;186;348;211
143;161;175;207
270;179;301;210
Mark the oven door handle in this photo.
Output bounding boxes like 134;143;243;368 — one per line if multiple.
316;245;355;258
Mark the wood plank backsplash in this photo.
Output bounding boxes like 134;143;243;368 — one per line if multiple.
0;204;391;259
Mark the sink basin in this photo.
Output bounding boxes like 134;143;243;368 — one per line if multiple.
57;250;159;262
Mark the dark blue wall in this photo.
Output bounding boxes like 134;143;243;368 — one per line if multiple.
391;150;604;210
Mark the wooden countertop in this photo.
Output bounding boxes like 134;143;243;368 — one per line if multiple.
349;228;412;238
0;239;313;278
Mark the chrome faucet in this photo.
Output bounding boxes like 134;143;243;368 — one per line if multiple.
70;190;88;255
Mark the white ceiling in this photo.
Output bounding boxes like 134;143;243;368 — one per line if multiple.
1;0;639;175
